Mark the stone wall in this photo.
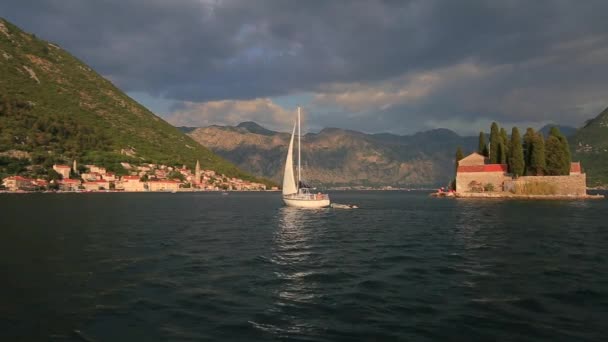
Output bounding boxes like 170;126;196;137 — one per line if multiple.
456;172;511;193
504;174;586;196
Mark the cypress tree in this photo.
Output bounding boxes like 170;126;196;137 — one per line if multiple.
523;128;536;174
545;135;570;175
498;142;506;164
489;122;500;163
509;127;524;177
478;132;487;156
530;133;546;175
500;127;509;159
548;127;571;175
455;146;464;167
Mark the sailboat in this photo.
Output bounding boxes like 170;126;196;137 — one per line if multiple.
282;107;330;208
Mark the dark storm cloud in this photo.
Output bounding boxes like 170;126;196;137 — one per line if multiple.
2;0;608;132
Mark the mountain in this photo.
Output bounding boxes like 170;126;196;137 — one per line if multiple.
236;121;277;136
572;107;608;186
0;18;261;182
187;123;478;187
539;124;577;137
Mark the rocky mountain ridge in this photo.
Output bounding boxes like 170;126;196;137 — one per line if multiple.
185;124;478;187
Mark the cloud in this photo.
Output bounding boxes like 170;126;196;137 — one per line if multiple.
2;0;608;133
313;62;491;113
166;98;294;131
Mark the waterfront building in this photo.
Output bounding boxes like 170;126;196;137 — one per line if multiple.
53;164;71;179
455;152;586;196
83;180;110;191
456;153;509;192
58;179;81;191
119;175;146;192
147;180;181;192
102;172;116;182
2;176;35;191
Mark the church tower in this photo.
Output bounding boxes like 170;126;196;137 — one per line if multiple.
195;160;201;184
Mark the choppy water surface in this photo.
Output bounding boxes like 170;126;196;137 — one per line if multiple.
1;191;607;341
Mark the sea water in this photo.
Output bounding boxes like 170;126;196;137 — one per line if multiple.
0;191;606;341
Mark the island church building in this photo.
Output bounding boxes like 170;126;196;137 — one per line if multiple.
455;152;586;196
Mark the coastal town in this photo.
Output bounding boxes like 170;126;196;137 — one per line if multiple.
1;160;275;192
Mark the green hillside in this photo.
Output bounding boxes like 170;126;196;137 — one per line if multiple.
572;106;608;186
0;18;264;183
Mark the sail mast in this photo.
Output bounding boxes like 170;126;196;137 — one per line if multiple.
298;106;301;187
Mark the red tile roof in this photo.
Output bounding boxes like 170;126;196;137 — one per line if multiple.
54;165;71;169
457;164;508;173
4;175;34;182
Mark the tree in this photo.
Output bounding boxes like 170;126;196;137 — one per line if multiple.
530;133;546;175
455;146;464;169
509;127;524;177
523;128;536;174
47;169;62;181
545;135;568;175
548;127;571;175
168;170;185;182
478;132;487;156
500;127;509;159
489;122;500;163
498;141;507;164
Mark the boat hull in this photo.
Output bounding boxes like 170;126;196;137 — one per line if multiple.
283;197;330;208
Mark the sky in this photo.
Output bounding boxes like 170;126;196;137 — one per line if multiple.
2;0;608;135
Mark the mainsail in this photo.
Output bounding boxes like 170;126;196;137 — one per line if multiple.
282;121;298;195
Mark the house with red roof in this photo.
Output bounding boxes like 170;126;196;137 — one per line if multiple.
455;153;510;193
58;178;81;191
34;179;49;188
2;176;35;191
102;172;116;182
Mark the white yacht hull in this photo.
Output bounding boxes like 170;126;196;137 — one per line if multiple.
283;197;330;208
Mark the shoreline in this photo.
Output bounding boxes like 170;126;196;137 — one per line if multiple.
453;192;605;200
0;189;282;194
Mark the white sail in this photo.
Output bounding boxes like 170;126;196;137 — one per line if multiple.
282;121;298;195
